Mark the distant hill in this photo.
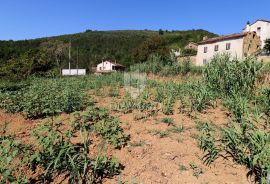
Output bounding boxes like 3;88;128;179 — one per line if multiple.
0;29;217;76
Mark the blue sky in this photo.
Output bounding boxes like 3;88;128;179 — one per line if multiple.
0;0;269;40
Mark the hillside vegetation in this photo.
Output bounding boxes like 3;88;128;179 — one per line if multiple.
0;29;216;80
0;56;270;183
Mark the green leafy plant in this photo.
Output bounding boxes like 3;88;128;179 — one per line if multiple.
0;122;29;183
189;162;203;178
30;119;122;183
161;117;174;126
93;118;129;149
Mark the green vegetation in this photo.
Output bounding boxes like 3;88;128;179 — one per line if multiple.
130;54;203;76
0;29;216;80
0;78;89;118
0;105;126;183
194;55;270;183
189;162;203;178
1;51;270;183
0;122;29;183
264;39;270;55
161;117;174;126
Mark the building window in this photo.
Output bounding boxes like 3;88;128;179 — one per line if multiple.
204;47;208;53
226;43;231;50
214;45;219;51
203;59;207;65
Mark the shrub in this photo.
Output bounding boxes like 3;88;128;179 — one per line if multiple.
93;118;129;148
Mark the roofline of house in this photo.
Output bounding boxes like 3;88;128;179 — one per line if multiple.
242;19;270;30
98;60;125;67
250;19;270;25
198;32;247;45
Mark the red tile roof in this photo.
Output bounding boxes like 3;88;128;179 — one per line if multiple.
198;33;247;45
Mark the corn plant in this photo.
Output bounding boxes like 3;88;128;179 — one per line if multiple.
221;120;270;183
162;95;174;115
196;121;220;165
203;54;262;98
154;86;165;103
190;84;213;112
223;92;248;123
93;146;121;182
111;92;134;114
30;119;122;183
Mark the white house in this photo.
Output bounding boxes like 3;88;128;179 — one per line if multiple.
243;20;270;49
196;32;261;66
196;19;270;65
96;60;125;73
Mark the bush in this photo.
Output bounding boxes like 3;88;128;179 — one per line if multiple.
130;54;201;76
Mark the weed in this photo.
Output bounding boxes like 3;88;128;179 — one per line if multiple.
130;140;145;147
168;124;185;133
162;117;174;126
179;164;188;172
189;162;203;178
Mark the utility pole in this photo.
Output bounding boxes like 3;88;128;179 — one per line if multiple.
69;40;71;75
77;47;79;75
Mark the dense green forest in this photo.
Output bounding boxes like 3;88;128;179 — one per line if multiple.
0;29;217;80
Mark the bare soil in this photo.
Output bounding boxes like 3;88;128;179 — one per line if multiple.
0;92;251;184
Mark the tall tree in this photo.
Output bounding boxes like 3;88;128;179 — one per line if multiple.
40;40;69;73
133;36;169;63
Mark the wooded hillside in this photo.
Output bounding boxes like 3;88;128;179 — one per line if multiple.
0;29;217;80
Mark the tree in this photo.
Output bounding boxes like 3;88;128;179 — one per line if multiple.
159;29;164;35
181;48;197;56
133;36;169;63
40;40;69;73
264;39;270;55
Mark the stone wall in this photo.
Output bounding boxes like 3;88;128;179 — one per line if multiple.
243;32;261;57
258;56;270;63
177;56;196;65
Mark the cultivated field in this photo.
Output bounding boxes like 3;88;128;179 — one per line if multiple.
0;56;270;184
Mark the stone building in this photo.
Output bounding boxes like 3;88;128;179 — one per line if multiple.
243;20;270;49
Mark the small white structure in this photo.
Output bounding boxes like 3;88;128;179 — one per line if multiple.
62;69;86;76
171;49;181;57
96;60;125;73
243;20;270;49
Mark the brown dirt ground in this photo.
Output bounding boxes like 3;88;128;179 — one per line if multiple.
0;89;252;184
